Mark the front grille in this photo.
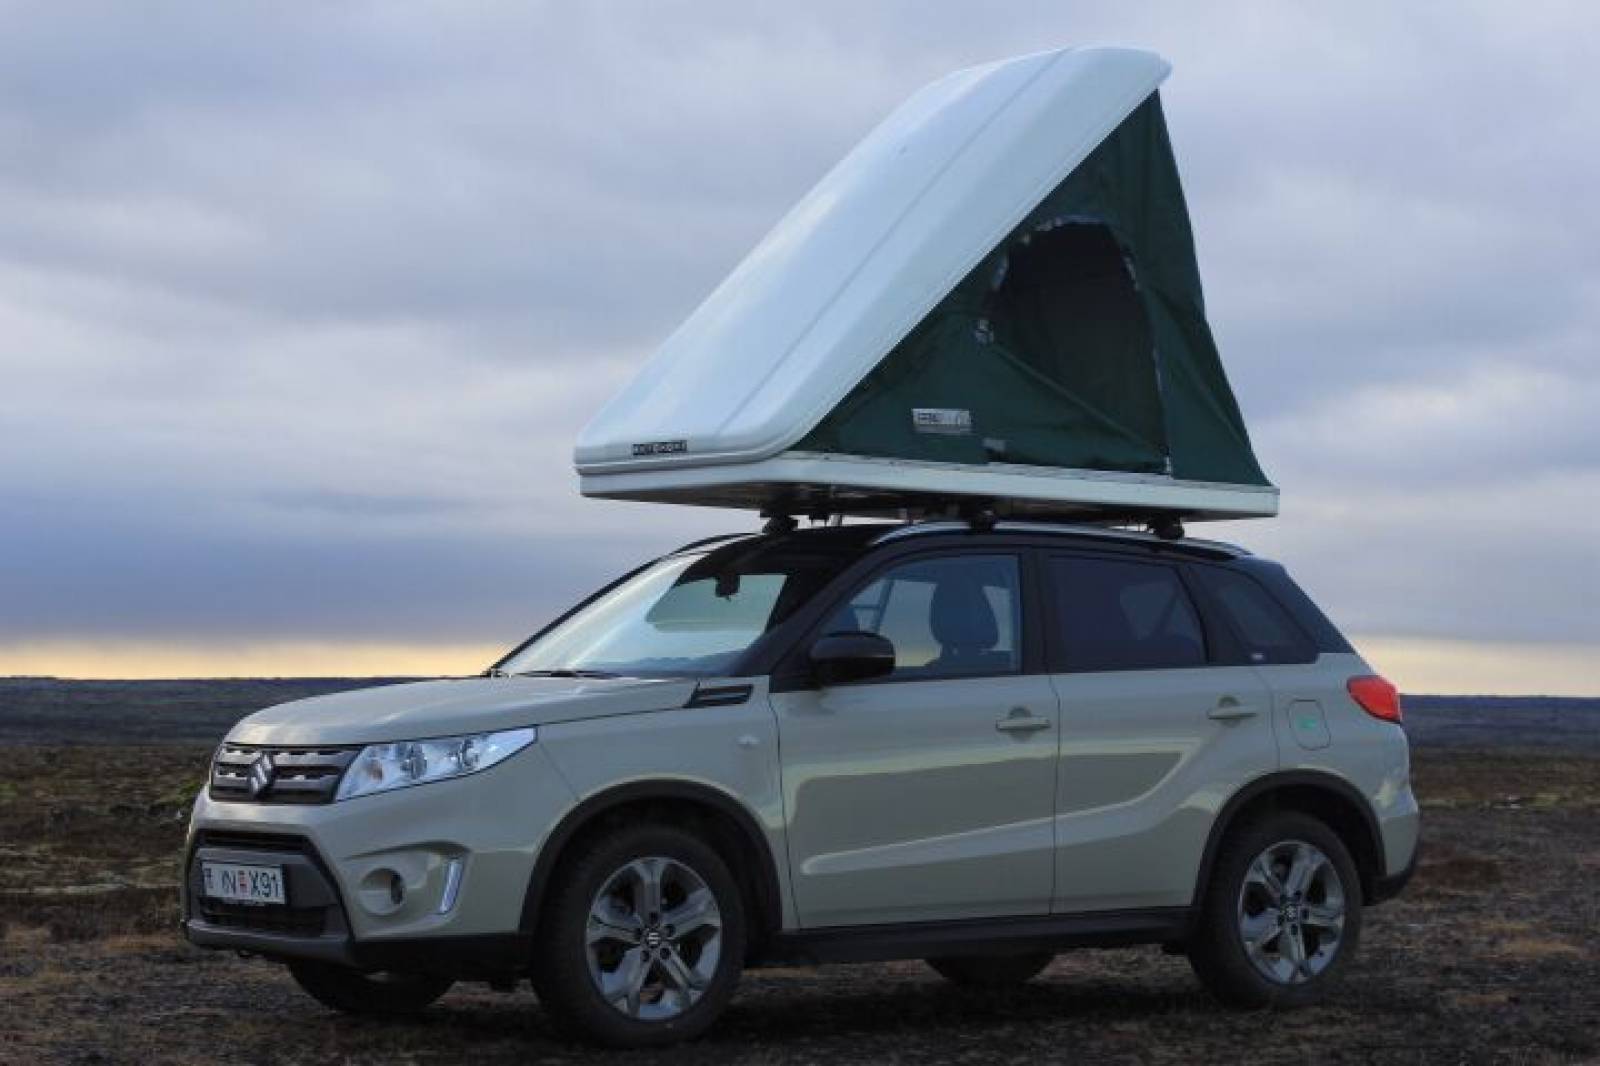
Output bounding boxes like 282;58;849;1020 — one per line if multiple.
209;744;360;804
194;829;315;853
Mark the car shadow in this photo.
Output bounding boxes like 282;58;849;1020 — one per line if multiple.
710;969;1213;1045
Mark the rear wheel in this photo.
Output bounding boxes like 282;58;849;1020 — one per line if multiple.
926;953;1052;987
287;961;453;1016
532;822;745;1047
1188;811;1362;1008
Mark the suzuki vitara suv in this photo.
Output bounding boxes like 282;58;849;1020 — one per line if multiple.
183;521;1417;1046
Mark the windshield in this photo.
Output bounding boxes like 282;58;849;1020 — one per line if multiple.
497;540;852;679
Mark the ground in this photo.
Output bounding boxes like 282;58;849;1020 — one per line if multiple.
0;688;1597;1064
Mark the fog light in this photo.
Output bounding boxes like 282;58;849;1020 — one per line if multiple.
389;872;405;906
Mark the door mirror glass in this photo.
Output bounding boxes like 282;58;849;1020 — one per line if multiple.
809;631;897;686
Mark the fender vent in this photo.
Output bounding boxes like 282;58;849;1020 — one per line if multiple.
685;684;754;709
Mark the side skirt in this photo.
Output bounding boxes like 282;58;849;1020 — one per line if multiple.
754;907;1193;968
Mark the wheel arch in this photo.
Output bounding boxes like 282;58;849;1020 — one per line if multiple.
1193;771;1386;908
519;780;785;958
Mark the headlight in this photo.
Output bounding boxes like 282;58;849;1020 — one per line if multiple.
335;727;537;802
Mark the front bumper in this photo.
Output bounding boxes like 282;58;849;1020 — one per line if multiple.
182;742;576;968
182;830;538;975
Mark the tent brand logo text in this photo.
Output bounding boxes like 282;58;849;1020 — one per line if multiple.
632;440;689;457
911;408;972;435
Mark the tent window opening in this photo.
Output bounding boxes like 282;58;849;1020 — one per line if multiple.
981;221;1168;459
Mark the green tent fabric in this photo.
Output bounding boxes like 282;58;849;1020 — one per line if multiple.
799;93;1270;488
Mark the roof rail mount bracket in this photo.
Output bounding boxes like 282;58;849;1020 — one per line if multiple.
760;510;798;536
961;503;998;534
1148;515;1185;541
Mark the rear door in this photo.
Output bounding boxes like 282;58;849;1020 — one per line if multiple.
770;550;1060;927
1043;552;1276;913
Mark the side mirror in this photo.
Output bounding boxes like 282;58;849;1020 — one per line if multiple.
808;631;896;686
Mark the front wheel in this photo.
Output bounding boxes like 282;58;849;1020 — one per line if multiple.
1187;811;1362;1008
532;822;746;1047
287;960;453;1016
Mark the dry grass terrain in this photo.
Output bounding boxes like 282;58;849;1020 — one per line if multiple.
1;735;1597;1063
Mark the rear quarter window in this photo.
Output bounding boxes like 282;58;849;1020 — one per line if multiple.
1234;560;1354;654
1190;565;1317;665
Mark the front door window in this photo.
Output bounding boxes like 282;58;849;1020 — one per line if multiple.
824;554;1021;679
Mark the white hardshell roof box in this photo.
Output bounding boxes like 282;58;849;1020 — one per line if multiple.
574;46;1278;521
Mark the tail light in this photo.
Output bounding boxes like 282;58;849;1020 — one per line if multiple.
1348;675;1402;723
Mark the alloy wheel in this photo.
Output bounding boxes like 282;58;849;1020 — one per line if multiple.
584;855;724;1020
1235;838;1347;985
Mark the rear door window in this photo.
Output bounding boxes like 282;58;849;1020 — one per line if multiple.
1191;566;1316;665
1047;556;1206;672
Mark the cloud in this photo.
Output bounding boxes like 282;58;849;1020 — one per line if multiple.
0;2;1595;683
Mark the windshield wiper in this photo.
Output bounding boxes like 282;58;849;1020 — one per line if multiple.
513;668;623;679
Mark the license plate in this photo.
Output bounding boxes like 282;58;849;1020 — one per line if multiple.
202;862;286;905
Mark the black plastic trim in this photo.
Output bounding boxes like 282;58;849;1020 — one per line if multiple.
1369;839;1419;905
1192;770;1388;906
349;932;534;974
517;780;784;945
187;905;1206;975
185;920;355;964
758;908;1193;967
183;921;533;977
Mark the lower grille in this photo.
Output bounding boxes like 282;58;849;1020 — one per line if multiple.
198;899;327;936
210;743;359;804
188;831;349;941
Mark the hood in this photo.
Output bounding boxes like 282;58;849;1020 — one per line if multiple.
227;676;698;747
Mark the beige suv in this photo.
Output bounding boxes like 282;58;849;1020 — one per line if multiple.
183;521;1418;1046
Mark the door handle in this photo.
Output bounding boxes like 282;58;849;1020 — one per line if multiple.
1208;697;1260;721
995;708;1052;734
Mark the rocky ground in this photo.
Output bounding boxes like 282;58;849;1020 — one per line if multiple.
0;691;1596;1064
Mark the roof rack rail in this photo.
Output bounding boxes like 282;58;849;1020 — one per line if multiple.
669;532;752;554
871;519;1248;558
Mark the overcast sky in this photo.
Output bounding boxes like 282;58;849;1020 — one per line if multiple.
1;2;1595;691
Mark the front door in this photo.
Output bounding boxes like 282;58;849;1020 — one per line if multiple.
770;552;1059;928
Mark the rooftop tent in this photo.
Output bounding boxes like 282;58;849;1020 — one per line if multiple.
576;46;1276;522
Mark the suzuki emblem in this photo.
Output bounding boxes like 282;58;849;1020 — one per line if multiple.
247;752;276;798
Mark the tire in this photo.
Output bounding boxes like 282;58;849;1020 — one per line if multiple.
531;821;746;1047
1188;811;1363;1009
926;953;1053;987
287;960;453;1016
